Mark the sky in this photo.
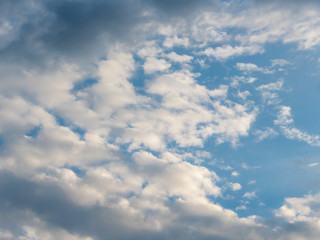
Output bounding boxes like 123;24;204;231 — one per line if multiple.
1;0;320;239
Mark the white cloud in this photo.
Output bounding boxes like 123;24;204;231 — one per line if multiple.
308;162;319;167
231;171;240;177
257;80;284;91
220;165;233;171
271;59;290;67
200;3;320;49
236;62;273;74
275;192;320;239
229;182;242;191
254;127;278;142
199;45;264;61
166;52;193;63
274;106;293;126
163;36;189;48
281;127;320;147
236;205;247;211
236;62;261;72
230;76;257;87
143;57;171;74
241;163;249;169
256;79;284;105
137;40;163;58
248;180;256;185
275;106;320;146
243;192;257;199
2;1;320;239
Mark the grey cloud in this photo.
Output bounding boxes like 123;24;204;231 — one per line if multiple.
0;171;151;240
0;171;219;240
0;0;217;68
0;0;146;67
144;0;217;17
40;0;144;55
0;171;265;240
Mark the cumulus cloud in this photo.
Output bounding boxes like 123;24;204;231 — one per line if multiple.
143;57;171;74
163;36;190;48
275;192;320;239
166;52;193;63
229;182;242;191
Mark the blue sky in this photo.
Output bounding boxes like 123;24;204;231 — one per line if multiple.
1;0;320;239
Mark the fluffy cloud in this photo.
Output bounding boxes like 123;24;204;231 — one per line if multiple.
274;192;320;240
143;58;171;74
166;52;193;63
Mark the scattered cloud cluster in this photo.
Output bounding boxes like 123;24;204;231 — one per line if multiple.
1;0;320;239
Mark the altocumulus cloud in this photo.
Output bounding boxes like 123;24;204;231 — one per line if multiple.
1;0;320;239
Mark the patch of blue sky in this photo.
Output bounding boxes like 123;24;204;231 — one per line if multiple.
25;125;41;138
167;195;180;203
279;51;320;134
131;56;148;92
70;78;98;94
54;114;86;140
63;165;86;177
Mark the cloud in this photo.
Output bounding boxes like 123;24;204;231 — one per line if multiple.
230;76;257;87
229;182;242;191
231;171;240;177
1;1;320;239
143;57;171;74
248;180;256;185
201;1;320;49
199;45;264;61
256;79;284;105
243;192;257;199
274;192;320;239
0;168;267;240
163;36;190;48
308;162;319;167
254;127;278;142
274;106;294;125
236;62;273;74
0;0;148;67
166;52;193;63
274;106;320;147
271;59;290;67
0;41;261;239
